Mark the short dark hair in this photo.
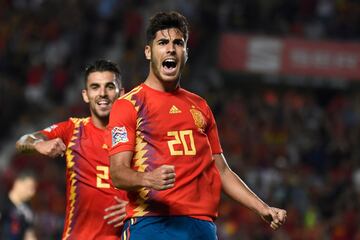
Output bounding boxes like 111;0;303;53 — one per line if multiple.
146;11;190;44
15;169;37;182
84;59;122;87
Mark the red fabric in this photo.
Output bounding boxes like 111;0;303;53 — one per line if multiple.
41;117;127;240
107;84;223;221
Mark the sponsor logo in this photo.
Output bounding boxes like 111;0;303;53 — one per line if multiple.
169;105;181;114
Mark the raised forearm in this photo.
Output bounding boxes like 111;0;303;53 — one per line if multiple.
110;152;175;191
16;132;66;157
16;132;46;153
110;151;146;190
223;172;288;230
110;165;148;190
111;166;176;191
214;154;287;230
214;154;268;215
221;168;268;215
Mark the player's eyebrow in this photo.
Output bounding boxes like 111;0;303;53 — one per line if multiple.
105;82;116;87
157;38;169;43
89;82;100;88
173;39;184;45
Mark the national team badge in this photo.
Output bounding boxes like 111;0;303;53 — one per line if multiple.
190;107;206;132
112;126;128;146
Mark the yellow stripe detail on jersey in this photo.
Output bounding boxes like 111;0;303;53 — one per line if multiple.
63;118;88;239
132;131;150;217
119;86;151;217
120;86;143;112
120;85;142;100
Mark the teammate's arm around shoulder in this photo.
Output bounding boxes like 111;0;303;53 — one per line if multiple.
214;153;287;230
16;131;66;158
109;151;176;191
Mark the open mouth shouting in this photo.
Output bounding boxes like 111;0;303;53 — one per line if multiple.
162;58;178;76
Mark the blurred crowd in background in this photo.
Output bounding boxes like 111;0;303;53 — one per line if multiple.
1;0;360;239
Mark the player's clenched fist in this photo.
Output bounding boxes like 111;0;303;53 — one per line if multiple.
35;138;66;158
261;207;287;230
144;165;176;191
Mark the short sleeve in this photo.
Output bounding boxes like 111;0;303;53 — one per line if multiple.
205;103;223;154
40;120;73;145
106;99;137;156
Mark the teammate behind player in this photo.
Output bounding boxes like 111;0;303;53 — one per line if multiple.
16;59;127;240
107;12;286;240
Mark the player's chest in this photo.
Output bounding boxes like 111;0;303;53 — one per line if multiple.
139;98;208;134
67;129;108;163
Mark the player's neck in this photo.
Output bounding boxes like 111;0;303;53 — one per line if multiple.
9;190;22;206
144;74;179;92
91;117;108;129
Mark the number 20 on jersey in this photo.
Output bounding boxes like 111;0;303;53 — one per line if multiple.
167;130;196;156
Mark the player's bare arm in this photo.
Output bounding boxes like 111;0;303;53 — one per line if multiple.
103;196;128;228
110;151;176;191
16;131;66;158
213;153;287;230
16;132;46;152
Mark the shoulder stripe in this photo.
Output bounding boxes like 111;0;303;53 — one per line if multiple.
120;86;143;101
119;86;143;112
69;117;90;125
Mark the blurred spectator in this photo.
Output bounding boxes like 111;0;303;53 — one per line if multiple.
0;169;37;240
2;0;360;239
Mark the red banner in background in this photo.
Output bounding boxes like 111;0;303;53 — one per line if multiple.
218;33;360;80
281;40;360;79
218;34;248;71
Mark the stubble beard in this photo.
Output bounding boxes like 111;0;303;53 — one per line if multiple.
150;57;182;85
91;105;110;125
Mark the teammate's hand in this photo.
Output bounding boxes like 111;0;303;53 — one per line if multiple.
34;138;66;158
261;207;287;230
104;196;128;228
144;165;176;191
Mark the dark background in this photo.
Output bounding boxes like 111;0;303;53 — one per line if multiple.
1;0;360;239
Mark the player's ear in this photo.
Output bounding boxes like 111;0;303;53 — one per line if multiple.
145;45;151;60
119;87;125;97
185;48;189;63
82;89;89;103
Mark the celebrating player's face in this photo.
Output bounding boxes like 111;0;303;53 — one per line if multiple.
145;28;187;83
82;71;121;121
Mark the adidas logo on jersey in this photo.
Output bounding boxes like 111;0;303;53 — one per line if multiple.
169;105;181;114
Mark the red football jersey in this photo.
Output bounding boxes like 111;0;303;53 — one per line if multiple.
107;84;223;221
41;117;127;240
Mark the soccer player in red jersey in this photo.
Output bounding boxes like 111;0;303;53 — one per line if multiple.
107;12;287;240
16;60;128;240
